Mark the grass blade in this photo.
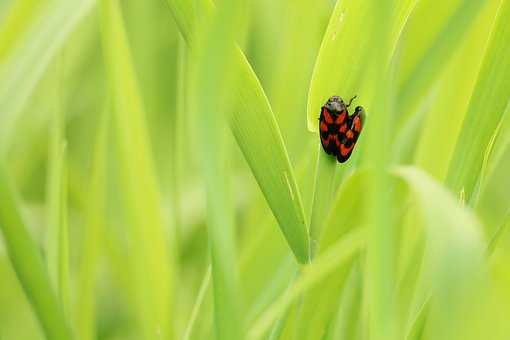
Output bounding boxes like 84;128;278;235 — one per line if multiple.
396;0;488;113
190;0;244;338
395;166;487;340
99;1;173;338
0;0;95;154
307;0;417;132
324;262;362;340
308;147;337;258
248;228;365;339
412;0;501;180
45;58;69;315
166;0;310;264
0;165;73;339
74;111;109;340
183;266;212;340
445;0;510;202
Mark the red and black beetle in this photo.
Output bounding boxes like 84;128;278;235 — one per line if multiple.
319;96;365;163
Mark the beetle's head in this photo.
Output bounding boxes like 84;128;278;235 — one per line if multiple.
325;96;346;113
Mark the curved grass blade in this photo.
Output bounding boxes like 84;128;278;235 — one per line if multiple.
165;0;309;263
0;165;73;340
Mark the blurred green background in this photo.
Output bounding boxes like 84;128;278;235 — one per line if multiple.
1;0;510;339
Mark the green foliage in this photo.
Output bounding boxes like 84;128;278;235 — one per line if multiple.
1;0;510;339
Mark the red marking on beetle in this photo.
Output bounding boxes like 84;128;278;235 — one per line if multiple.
353;116;362;132
323;108;334;124
340;143;354;157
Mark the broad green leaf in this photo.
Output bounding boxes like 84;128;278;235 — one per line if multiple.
166;0;309;263
99;1;173;338
307;0;417;132
0;165;73;340
445;0;510;201
0;0;95;154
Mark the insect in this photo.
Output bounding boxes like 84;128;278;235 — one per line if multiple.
319;96;365;163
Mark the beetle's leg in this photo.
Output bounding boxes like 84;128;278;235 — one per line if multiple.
346;95;357;108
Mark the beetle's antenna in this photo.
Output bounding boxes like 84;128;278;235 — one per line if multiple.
346;95;357;108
